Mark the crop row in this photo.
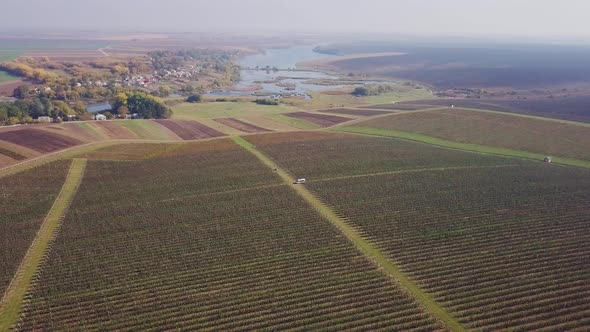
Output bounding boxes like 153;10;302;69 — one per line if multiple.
357;108;590;161
0;160;70;297
308;163;590;330
245;131;525;180
17;143;444;331
72;139;282;208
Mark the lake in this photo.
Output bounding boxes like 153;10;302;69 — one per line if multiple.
207;46;346;97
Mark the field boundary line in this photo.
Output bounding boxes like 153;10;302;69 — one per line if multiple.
0;141;112;178
0;158;87;332
310;164;522;183
326;107;448;130
0;135;241;178
449;106;590;128
232;136;465;332
334;126;590;169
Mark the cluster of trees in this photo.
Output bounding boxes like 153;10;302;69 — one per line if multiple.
112;91;171;119
0;62;57;83
0;97;88;125
149;49;235;71
186;94;202;103
12;81;113;102
255;98;280;106
352;84;398;96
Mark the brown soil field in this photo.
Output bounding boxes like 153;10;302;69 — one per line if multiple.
284;112;352;127
0;147;26;160
0;128;81;153
0;139;40;159
213;118;272;133
153;120;225;140
317;108;390;116
359;108;590;161
89;122;137;139
0;154;14;168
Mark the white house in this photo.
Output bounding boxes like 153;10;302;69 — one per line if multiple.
95;114;107;121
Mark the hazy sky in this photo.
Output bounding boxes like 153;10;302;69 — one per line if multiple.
4;0;590;39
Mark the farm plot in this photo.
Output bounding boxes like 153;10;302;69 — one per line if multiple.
0;147;26;161
153;119;225;140
72;140;280;204
22;50;106;61
361;103;434;111
316;108;390;117
396;97;590;123
38;124;99;143
213;118;272;133
0;128;82;153
308;164;590;331
116;120;181;140
0;160;70;297
79;143;184;161
18;143;444;331
356;108;590;161
284;112;352;127
88;121;137;140
246;131;524;180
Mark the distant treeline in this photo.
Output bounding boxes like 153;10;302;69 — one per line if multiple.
0;90;171;126
352;85;398;96
0;97;87;125
111;91;172;119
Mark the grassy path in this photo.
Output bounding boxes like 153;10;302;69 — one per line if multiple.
0;158;87;332
310;164;521;183
336;126;590;169
232;136;464;332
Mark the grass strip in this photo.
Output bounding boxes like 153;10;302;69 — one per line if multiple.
336;126;590;169
0;159;87;332
232;136;464;332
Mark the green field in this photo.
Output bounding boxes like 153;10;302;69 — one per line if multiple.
0;51;22;62
0;71;17;83
172;101;298;120
115;120;178;140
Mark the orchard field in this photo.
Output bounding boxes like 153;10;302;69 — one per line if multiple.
15;140;444;331
0;161;70;297
245;131;590;331
245;131;526;180
354;108;590;162
2;128;590;331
